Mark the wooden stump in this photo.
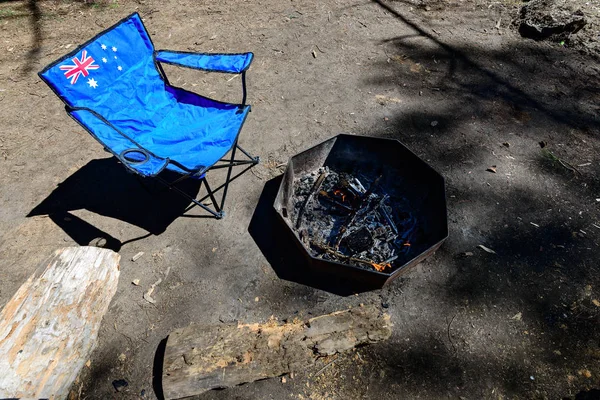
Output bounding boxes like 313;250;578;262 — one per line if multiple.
0;247;120;399
162;306;391;399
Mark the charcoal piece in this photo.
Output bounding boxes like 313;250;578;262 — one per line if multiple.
341;227;374;254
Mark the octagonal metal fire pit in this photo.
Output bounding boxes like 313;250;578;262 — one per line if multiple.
273;134;447;289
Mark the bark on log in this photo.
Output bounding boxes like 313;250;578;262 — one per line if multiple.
0;246;121;399
162;306;391;399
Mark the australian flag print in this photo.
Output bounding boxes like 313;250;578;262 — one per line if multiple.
39;14;161;115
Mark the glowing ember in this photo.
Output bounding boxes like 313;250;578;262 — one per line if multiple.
333;189;346;202
371;262;391;272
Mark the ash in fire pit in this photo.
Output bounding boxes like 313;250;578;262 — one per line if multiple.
273;134;447;289
293;167;418;273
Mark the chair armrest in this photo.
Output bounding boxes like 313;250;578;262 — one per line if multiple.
155;51;254;74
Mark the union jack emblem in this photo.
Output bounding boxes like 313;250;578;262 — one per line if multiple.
59;50;99;85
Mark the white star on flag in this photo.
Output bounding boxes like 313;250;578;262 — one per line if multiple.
117;65;122;71
112;46;117;52
102;57;107;63
87;78;98;88
101;44;107;50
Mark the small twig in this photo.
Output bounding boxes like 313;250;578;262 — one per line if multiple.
315;44;326;53
77;382;84;400
558;159;582;176
542;149;582;176
311;241;381;268
313;357;338;377
250;168;263;180
447;314;457;353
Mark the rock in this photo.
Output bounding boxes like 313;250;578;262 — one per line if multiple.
518;0;586;41
112;379;128;392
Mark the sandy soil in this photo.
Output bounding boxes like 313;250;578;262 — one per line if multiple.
0;0;599;399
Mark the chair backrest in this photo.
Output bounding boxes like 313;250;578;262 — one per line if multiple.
39;13;172;125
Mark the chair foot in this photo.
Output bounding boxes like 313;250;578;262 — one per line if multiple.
216;211;225;219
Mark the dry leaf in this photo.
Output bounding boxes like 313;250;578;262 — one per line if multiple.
511;312;522;321
578;369;592;378
461;251;474;257
486;166;497;173
143;293;156;304
375;94;402;104
132;279;140;286
478;244;496;254
592;299;600;307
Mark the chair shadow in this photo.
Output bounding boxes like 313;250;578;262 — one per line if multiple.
249;176;381;296
27;157;201;251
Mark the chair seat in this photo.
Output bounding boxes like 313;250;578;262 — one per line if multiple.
135;100;250;174
69;93;250;177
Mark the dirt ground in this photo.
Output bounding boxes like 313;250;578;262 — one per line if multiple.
1;0;599;399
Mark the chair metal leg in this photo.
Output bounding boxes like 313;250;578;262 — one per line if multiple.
219;143;238;212
236;144;258;162
202;177;221;214
154;141;259;219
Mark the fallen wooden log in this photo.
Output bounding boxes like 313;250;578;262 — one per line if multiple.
0;246;120;399
162;305;391;399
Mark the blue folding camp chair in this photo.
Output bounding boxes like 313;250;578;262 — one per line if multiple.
39;13;259;219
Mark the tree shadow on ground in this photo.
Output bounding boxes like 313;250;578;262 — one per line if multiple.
27;157;201;251
0;0;116;75
356;0;600;398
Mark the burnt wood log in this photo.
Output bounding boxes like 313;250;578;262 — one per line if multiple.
162;306;391;399
295;171;328;229
0;247;121;399
333;174;382;249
